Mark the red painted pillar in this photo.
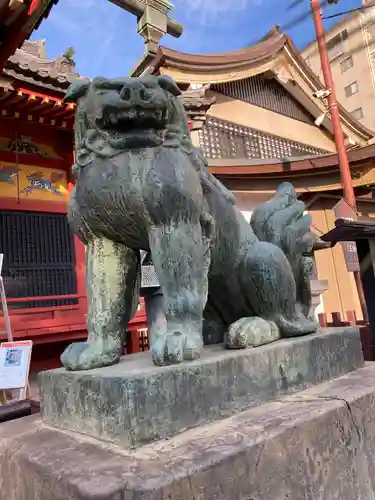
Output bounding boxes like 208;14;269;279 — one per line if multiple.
311;0;368;324
68;181;87;324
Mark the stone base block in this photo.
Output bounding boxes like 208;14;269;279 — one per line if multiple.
2;364;375;499
40;327;363;448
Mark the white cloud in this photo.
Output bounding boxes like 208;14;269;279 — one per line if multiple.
175;0;252;17
182;0;249;14
33;0;263;75
173;0;259;26
34;0;142;77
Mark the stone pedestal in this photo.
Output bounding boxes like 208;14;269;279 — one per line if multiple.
40;327;363;448
2;364;375;499
2;326;375;500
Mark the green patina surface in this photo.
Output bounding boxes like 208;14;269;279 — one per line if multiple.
60;74;318;371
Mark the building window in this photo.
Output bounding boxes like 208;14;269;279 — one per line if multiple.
305;56;311;67
327;29;348;60
344;81;358;97
351;107;364;120
340;55;353;73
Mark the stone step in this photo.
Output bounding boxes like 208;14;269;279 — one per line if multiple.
1;363;375;499
40;327;363;449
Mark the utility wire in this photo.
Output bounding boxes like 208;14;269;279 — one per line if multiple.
322;6;371;20
279;0;375;53
281;0;331;31
250;1;375;56
283;0;375;30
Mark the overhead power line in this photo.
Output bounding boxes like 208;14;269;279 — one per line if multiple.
284;0;375;30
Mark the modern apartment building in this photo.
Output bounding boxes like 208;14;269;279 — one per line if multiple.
302;1;375;131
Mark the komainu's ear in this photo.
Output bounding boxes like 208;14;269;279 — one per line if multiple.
64;80;90;103
157;75;182;96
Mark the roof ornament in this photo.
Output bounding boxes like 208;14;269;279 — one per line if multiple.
273;66;292;84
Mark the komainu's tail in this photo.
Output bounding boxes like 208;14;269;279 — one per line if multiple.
251;182;317;323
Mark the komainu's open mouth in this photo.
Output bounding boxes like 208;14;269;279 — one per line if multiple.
98;107;168;132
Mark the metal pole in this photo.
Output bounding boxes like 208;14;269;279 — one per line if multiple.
311;0;355;207
310;0;368;322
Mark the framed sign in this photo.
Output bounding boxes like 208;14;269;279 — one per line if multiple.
333;198;360;272
0;341;32;391
341;240;360;272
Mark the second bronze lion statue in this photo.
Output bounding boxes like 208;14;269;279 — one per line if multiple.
61;75;317;370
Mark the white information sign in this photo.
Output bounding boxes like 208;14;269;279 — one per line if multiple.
0;341;32;390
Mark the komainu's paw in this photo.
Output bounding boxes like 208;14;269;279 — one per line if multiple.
226;317;280;349
61;341;121;371
151;332;203;366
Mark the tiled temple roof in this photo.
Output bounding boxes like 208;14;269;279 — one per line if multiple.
4;40;81;93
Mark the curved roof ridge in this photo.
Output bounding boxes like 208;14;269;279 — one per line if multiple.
157;31;287;66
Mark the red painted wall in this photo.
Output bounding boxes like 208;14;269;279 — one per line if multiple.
0;118;147;367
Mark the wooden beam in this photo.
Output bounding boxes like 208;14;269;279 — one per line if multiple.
0;401;31;422
108;0;183;55
0;6;28;69
110;0;144;17
111;0;183;37
4;0;25;27
0;0;10;23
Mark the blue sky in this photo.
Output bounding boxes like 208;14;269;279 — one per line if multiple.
32;0;362;78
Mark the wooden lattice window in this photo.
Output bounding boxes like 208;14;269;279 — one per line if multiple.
199;117;327;160
212;76;315;124
0;210;77;309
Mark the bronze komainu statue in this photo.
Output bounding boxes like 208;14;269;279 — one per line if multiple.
61;75;317;370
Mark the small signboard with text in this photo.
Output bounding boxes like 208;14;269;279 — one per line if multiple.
0;341;32;391
332;198;360;272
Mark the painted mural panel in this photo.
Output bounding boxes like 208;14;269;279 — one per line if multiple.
0;162;68;202
0;136;63;159
0;164;17;198
0;119;73;162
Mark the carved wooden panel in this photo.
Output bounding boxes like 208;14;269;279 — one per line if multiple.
199;117;327;160
212;76;315;124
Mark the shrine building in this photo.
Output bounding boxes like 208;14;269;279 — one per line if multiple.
133;27;375;326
